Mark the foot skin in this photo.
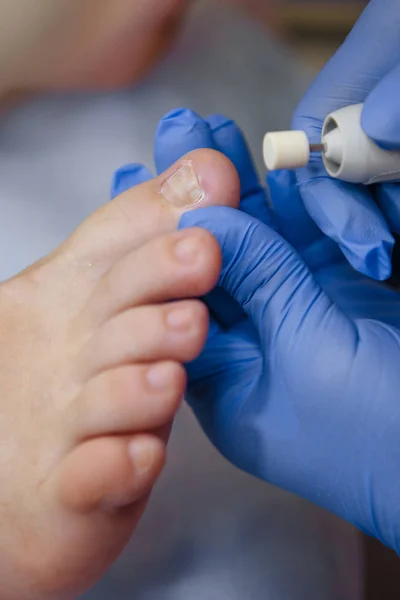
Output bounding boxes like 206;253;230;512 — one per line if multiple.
0;149;239;599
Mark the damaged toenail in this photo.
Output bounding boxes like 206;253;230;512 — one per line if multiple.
159;161;205;208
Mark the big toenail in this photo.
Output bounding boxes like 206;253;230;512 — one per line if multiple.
174;236;202;265
166;307;193;331
159;160;205;208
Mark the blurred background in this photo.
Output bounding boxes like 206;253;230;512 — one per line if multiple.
239;0;366;70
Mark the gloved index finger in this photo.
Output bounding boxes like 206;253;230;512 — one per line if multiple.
206;114;278;230
154;108;216;174
206;114;261;195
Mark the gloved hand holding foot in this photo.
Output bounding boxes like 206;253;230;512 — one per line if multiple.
150;108;400;553
181;171;400;553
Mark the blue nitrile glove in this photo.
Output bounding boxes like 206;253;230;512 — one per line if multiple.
154;109;400;551
182;185;400;553
293;0;400;281
112;110;400;550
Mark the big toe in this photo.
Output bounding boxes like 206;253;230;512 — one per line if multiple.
69;149;240;262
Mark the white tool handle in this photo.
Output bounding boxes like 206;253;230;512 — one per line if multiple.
322;103;400;185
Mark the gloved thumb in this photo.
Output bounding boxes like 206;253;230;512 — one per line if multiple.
179;207;354;352
362;62;400;151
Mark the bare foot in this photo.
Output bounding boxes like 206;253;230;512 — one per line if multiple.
0;150;239;599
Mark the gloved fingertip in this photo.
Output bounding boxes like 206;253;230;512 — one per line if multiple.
372;238;394;281
344;237;394;281
111;163;152;199
155;107;208;141
159;107;202;123
206;113;235;133
155;108;214;175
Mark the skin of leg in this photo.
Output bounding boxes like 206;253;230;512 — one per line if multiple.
0;0;188;94
0;0;274;97
0;149;239;599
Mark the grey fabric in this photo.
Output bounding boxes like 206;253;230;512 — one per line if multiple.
0;1;364;598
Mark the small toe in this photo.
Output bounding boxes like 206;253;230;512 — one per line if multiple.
53;434;166;514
